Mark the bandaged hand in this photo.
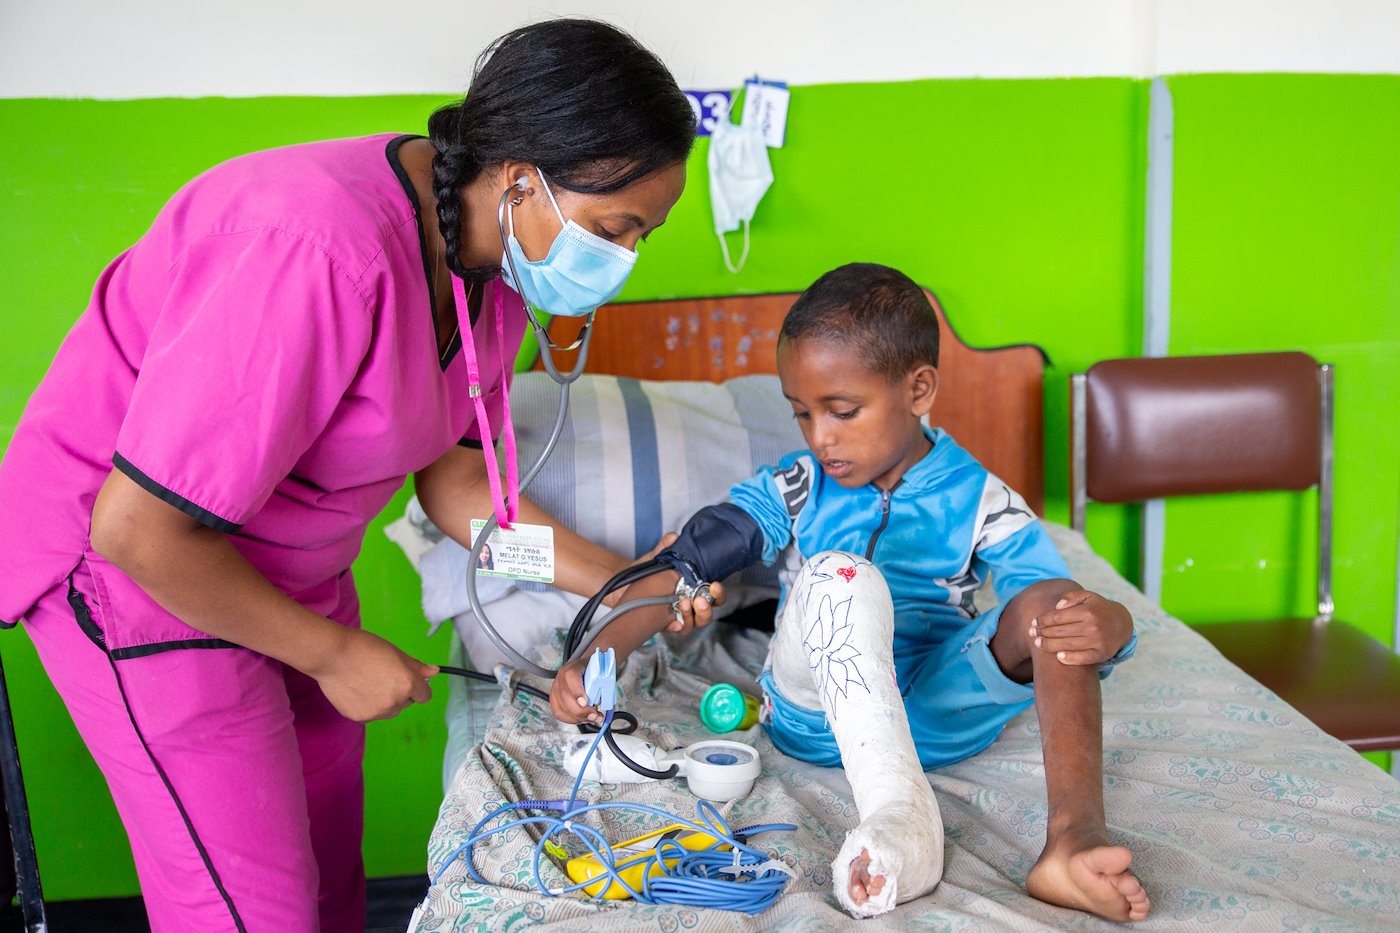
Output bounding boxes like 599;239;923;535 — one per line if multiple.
1028;589;1133;666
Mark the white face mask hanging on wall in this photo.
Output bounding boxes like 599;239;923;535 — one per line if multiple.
707;102;773;274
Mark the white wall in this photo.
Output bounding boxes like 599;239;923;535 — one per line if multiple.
2;0;1397;99
1153;0;1400;75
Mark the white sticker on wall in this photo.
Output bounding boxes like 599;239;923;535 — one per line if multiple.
741;79;790;148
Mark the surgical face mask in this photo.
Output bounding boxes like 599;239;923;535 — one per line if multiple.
499;170;638;318
708;108;773;273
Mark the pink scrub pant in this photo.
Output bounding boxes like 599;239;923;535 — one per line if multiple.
23;567;366;932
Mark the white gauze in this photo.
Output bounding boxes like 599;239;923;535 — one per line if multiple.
770;551;945;918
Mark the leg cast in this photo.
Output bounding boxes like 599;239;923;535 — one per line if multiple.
772;552;945;917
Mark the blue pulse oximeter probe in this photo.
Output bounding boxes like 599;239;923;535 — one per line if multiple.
583;647;617;712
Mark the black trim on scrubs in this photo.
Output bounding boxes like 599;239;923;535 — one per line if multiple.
457;438;485;450
109;639;239;660
66;576;237;658
385;134;468;371
66;577;106;648
112;452;243;535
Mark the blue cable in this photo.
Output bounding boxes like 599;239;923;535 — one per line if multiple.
431;707;798;914
567;709;612;811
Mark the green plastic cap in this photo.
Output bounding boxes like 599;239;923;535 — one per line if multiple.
700;683;758;733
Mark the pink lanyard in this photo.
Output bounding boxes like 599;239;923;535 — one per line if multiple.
452;275;519;530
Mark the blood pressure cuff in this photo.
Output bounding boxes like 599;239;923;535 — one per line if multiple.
656;504;765;587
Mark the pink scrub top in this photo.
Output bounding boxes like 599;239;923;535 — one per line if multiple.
0;134;526;654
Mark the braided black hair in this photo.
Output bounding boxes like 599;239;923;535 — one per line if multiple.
427;18;697;280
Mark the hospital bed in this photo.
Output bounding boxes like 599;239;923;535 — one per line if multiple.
395;292;1400;931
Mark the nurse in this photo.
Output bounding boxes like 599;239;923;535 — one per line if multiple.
0;19;695;933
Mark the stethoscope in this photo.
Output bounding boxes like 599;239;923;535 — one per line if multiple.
498;177;592;362
443;180;688;781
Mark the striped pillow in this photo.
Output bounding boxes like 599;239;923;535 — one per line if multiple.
414;373;805;665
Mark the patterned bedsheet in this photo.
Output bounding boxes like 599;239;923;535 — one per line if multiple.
417;524;1400;931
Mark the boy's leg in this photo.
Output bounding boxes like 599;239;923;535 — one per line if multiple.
768;551;944;918
989;581;1150;922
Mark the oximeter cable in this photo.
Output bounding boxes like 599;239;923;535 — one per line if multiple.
435;667;673;780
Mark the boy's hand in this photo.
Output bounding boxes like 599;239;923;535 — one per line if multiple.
667;580;726;634
607;572;727;635
1029;590;1133;665
548;575;726;726
605;529;728;636
551;531;730;725
550;657;604;726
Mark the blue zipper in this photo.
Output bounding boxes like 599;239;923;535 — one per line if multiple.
865;485;896;560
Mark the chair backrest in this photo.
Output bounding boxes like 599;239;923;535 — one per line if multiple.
1070;351;1333;618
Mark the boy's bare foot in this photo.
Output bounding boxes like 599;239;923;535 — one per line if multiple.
831;799;943;918
1026;827;1150;921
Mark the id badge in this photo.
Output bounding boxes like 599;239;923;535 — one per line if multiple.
469;520;555;583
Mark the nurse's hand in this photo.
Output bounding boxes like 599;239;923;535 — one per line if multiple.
600;534;726;634
315;629;438;722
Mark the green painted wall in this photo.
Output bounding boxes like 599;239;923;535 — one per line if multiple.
1162;75;1400;641
0;73;1394;899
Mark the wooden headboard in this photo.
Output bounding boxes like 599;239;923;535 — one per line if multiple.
538;290;1048;513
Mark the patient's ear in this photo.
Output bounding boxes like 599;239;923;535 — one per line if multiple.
909;365;938;417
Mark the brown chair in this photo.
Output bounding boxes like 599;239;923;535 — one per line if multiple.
1070;352;1400;753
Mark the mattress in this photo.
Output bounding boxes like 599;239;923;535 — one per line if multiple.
418;524;1400;931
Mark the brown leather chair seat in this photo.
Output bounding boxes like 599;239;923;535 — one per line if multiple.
1194;618;1400;752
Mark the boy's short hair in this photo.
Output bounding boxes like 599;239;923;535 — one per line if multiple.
780;263;940;381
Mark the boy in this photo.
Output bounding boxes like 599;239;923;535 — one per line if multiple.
551;264;1148;922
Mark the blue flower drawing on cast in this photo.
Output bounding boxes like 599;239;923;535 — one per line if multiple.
803;590;870;708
